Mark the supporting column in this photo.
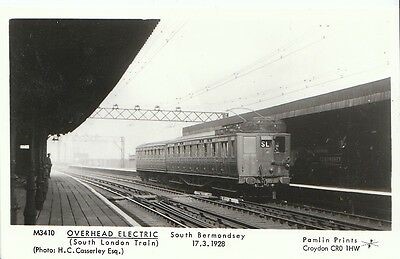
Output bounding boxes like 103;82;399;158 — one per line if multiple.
42;135;49;199
35;132;45;210
24;127;37;225
10;117;18;224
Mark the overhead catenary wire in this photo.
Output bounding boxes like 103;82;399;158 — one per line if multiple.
111;20;188;99
191;67;351;108
240;63;389;108
177;34;329;104
125;20;188;85
175;25;330;104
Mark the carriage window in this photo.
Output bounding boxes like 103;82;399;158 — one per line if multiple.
211;143;216;157
221;141;228;157
186;145;190;157
243;137;256;154
190;145;195;157
230;140;236;157
274;136;286;153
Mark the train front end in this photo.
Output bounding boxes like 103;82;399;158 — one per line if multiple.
236;133;291;188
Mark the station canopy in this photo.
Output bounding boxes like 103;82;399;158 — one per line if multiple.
10;19;158;135
183;78;390;136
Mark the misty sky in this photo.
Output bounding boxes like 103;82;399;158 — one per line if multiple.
47;8;395;161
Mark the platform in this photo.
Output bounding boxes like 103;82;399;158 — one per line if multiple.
35;171;135;226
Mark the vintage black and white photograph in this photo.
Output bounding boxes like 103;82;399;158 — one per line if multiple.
2;2;399;258
9;13;394;230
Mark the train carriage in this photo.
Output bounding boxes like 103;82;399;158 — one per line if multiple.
136;118;291;196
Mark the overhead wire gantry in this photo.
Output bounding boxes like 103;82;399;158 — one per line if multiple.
89;105;229;122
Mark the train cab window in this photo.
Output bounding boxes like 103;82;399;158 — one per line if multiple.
274;136;286;153
244;137;257;154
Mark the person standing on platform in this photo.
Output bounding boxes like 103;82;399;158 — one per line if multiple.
45;153;52;179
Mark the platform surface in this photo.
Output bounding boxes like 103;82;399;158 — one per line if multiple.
36;171;130;226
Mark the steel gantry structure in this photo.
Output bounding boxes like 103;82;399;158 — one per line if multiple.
89;105;229;122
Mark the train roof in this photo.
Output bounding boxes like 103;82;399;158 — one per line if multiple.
136;134;215;149
136;129;289;149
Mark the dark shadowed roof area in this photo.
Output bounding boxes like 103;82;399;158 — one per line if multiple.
10;19;158;135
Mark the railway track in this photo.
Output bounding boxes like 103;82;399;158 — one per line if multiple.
245;201;392;230
67;172;260;229
64;168;391;230
195;197;390;230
